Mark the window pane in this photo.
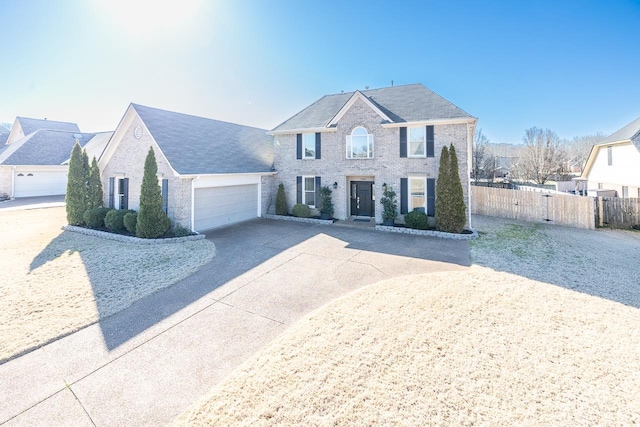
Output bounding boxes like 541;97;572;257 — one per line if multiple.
352;135;368;158
352;126;367;137
305;191;315;206
410;178;426;209
409;127;425;156
303;133;315;158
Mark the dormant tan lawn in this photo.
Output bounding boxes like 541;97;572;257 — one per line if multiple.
175;218;640;426
0;207;215;363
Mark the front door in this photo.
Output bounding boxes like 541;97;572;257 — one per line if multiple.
350;181;374;217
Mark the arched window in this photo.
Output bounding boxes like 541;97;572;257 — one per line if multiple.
17;173;24;176
27;173;34;176
346;126;374;159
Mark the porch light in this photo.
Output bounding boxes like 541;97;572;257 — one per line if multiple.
333;182;338;189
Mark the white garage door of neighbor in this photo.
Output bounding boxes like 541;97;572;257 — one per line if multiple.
194;184;258;231
14;170;68;197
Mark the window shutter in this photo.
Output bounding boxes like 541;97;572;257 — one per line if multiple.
108;177;114;208
426;125;434;158
400;178;408;214
427;178;435;216
162;179;168;214
122;178;129;210
399;127;407;158
296;134;302;160
296;176;302;204
315;176;321;198
315;133;321;159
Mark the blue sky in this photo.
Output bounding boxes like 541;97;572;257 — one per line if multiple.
1;0;638;143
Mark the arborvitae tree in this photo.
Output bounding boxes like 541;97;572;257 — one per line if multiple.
447;144;467;233
136;147;170;238
66;141;87;225
81;150;90;209
435;145;450;231
275;182;288;215
87;156;103;210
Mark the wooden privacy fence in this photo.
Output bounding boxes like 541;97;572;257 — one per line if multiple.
598;197;640;228
471;186;596;230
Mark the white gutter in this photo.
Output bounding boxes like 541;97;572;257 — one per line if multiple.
381;117;477;128
11;166;15;198
268;127;338;136
191;176;199;232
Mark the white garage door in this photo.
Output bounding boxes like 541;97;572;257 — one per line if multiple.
194;184;258;232
14;170;68;197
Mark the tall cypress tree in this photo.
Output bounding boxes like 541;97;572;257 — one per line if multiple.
136;147;170;238
66;141;87;225
81;150;90;210
435;145;450;231
447;144;467;233
87;156;103;209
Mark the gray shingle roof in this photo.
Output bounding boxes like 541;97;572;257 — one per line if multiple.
598;116;640;152
132;104;274;175
0;130;94;165
17;117;80;135
0;131;9;146
271;83;473;132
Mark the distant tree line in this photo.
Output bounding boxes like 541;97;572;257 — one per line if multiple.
473;128;605;185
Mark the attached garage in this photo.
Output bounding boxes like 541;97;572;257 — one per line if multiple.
14;168;68;197
193;184;259;232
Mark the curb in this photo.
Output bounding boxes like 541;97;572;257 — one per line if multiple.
375;225;479;240
63;225;205;244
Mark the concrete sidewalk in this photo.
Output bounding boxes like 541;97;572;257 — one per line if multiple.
0;218;470;426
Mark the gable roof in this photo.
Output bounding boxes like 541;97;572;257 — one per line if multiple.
131;104;274;175
597;115;640;151
0;130;9;146
581;115;640;178
16;117;80;135
0;130;95;165
271;83;474;133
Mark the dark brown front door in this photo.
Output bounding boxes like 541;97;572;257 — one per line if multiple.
350;181;374;217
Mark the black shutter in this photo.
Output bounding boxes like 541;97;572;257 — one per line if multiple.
426;126;435;157
399;127;407;158
315;176;321;206
315;133;321;159
427;178;435;216
162;179;168;214
296;176;302;204
296;134;302;159
122;178;129;210
400;178;408;214
108;177;114;208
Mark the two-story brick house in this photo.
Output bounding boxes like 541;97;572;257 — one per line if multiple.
269;84;477;224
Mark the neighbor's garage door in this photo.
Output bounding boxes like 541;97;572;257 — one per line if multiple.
14;170;68;197
194;184;258;232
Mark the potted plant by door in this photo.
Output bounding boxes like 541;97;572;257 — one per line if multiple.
319;185;334;220
380;185;398;226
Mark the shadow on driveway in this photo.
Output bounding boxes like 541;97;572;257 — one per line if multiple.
95;218;470;351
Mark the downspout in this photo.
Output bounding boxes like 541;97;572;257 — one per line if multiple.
191;176;199;232
11;166;15;198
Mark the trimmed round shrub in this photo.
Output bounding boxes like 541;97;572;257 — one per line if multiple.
104;209;134;232
405;209;429;230
173;224;193;237
83;207;111;229
123;211;138;234
292;203;311;218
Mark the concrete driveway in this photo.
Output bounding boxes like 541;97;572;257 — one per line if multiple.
0;218;469;426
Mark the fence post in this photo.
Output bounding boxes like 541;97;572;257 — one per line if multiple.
597;196;604;227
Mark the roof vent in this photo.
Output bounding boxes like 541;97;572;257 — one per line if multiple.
73;133;83;140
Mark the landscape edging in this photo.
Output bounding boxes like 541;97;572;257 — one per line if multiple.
263;214;334;225
376;225;479;240
63;225;205;244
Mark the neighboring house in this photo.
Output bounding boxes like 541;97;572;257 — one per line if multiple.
0;116;111;198
269;83;477;224
0;130;110;197
98;103;274;232
581;116;640;198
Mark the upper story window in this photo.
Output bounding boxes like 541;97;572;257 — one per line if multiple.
303;133;316;159
346;126;374;159
408;127;426;157
607;146;612;166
